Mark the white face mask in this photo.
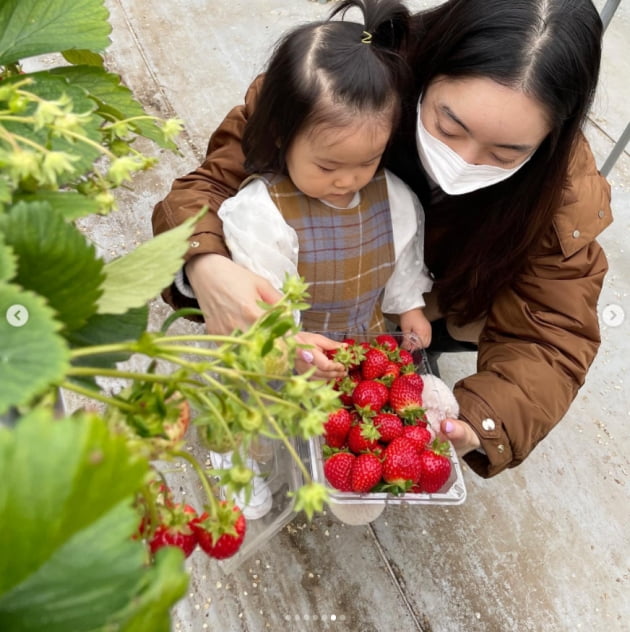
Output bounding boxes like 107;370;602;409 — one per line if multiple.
415;98;533;196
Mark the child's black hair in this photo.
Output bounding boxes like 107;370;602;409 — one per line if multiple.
243;0;411;175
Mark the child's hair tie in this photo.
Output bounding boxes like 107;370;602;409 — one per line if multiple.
361;30;372;44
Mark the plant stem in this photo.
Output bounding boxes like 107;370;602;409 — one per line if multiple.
69;342;136;358
60;380;135;412
173;450;220;515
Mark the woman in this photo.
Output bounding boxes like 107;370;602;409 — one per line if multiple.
152;0;612;478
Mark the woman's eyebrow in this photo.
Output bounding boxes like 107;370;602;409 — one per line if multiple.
440;104;534;152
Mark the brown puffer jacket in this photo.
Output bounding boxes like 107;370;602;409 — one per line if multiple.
152;78;613;478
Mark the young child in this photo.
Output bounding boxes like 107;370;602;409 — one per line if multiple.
221;0;432;359
191;0;434;518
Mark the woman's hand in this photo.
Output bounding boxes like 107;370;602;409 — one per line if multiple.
439;417;481;457
294;332;347;380
186;254;282;335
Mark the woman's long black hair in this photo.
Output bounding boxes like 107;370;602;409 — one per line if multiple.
243;0;411;174
392;0;603;324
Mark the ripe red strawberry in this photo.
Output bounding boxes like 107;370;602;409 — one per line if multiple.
193;502;247;560
402;424;432;451
373;412;403;443
375;334;399;352
149;503;198;558
333;371;361;407
402;372;424;393
389;374;424;420
352;380;389;413
382;361;400;380
398;349;415;367
351;453;383;493
347;422;381;454
417;440;452;493
361;347;390;380
382;436;423;490
323;451;355;491
324;408;353;448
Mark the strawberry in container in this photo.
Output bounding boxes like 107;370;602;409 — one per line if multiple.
313;333;467;525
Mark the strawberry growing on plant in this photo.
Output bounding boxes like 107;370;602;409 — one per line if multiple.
148;503;198;559
193;501;247;560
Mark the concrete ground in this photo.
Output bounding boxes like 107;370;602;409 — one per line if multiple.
60;1;630;630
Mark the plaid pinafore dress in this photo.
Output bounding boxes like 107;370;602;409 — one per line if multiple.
257;170;396;339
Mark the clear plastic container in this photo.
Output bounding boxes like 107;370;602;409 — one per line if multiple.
214;343;467;573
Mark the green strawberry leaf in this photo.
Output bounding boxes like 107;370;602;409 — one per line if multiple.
13;191;101;221
0;409;149;592
0;238;17;283
0;202;105;332
97;212;203;315
69;305;149;350
0;0;111;67
67;306;149;386
49;65;178;149
117;548;189;632
0;409;186;631
61;48;105;68
0;283;70;415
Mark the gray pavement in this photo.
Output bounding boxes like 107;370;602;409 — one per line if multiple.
61;1;630;630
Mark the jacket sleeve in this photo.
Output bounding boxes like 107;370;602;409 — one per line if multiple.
151;76;264;309
457;236;609;477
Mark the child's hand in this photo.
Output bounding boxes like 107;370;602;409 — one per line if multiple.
400;308;432;350
294;332;347;380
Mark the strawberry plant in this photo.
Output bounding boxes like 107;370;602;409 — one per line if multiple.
0;1;339;630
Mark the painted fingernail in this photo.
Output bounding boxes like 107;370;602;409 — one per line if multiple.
300;349;314;364
444;421;454;433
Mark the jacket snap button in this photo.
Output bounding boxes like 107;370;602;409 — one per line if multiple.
572;230;580;238
497;444;505;453
598;210;605;218
482;418;495;431
190;240;200;248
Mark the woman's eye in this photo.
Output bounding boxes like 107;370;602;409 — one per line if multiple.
492;155;517;166
436;124;456;138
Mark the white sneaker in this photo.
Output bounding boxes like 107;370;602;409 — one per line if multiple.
209;449;273;520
